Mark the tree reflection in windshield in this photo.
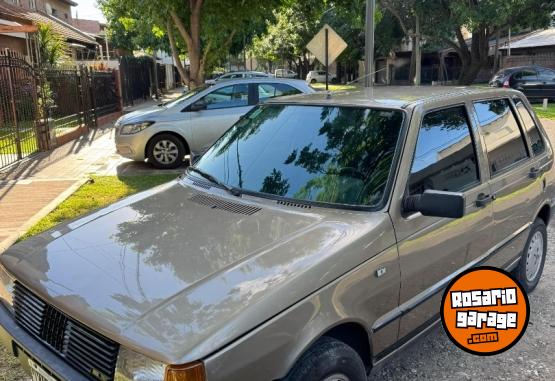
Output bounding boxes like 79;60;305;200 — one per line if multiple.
196;104;404;207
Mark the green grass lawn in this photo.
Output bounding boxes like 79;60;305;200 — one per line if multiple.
533;103;555;120
311;83;361;92
0;125;39;155
21;174;179;240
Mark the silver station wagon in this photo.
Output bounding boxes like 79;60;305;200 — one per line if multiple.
0;87;553;381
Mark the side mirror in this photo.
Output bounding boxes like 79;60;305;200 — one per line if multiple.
188;101;207;112
403;190;465;219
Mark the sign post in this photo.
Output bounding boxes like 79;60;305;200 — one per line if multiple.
325;28;329;90
306;24;347;90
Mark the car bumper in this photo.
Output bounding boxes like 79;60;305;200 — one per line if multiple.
115;132;148;162
0;303;89;381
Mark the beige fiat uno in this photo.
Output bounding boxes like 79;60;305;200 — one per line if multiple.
0;87;552;381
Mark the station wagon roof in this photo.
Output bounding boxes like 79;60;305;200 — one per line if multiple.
267;86;518;109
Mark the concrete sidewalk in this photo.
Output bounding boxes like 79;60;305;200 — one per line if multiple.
0;90;186;253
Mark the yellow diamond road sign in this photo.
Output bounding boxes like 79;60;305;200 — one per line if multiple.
306;24;348;66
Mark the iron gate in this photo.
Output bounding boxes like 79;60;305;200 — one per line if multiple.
0;49;40;169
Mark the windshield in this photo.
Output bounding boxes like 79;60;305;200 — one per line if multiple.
195;104;404;208
163;85;210;108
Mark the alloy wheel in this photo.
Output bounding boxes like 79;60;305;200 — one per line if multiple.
152;140;179;165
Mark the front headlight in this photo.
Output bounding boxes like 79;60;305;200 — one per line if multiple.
0;265;14;311
115;347;206;381
119;121;155;135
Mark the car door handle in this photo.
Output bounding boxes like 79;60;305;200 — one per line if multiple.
476;193;494;208
529;167;542;179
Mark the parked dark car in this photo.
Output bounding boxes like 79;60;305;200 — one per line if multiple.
490;65;555;101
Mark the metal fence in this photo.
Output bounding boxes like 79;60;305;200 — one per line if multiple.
0;49;121;170
0;49;40;169
120;56;153;106
43;66;119;138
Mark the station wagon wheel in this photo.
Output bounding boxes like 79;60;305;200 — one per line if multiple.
282;337;367;381
516;218;547;292
147;133;187;169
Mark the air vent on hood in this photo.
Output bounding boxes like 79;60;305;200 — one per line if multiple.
191;180;212;190
189;193;261;215
277;200;312;209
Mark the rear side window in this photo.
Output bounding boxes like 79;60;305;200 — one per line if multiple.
513;70;537;81
409;106;479;196
538;68;555;81
514;98;545;156
258;83;301;100
474;99;529;176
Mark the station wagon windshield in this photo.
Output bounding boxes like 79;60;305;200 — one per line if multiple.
194;104;404;207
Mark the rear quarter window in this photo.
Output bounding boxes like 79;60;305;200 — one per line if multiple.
514;98;546;156
474;99;529;176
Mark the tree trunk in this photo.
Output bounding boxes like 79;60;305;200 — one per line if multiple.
166;21;189;86
457;29;489;85
170;1;204;89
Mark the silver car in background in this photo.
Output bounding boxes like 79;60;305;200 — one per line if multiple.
114;78;314;168
205;71;272;85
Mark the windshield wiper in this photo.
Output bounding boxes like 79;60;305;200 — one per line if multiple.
188;167;242;197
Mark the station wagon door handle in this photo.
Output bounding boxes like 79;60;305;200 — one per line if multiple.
529;167;542;179
476;193;494;208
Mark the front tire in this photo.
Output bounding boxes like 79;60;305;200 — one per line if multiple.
147;133;186;169
283;337;367;381
310;79;317;84
516;218;547;292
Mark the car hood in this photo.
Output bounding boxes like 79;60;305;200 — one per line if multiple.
1;178;394;364
118;106;166;125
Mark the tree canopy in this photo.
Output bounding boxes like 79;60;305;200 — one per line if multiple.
101;0;555;85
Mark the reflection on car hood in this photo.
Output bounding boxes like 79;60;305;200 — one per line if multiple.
118;106;165;125
1;179;393;364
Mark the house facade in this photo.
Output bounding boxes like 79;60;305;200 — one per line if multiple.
500;28;555;70
0;0;97;62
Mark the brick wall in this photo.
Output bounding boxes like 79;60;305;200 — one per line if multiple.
502;52;555;70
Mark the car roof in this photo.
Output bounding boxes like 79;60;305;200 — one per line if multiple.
266;86;521;109
501;65;553;73
221;71;268;75
211;77;309;87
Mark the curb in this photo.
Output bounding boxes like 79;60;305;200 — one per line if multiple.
0;177;89;254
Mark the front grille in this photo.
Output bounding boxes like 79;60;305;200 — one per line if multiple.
13;282;119;381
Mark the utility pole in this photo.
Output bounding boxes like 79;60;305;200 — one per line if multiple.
414;15;421;86
364;0;375;87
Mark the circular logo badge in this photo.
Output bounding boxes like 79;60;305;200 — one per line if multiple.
441;267;529;356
